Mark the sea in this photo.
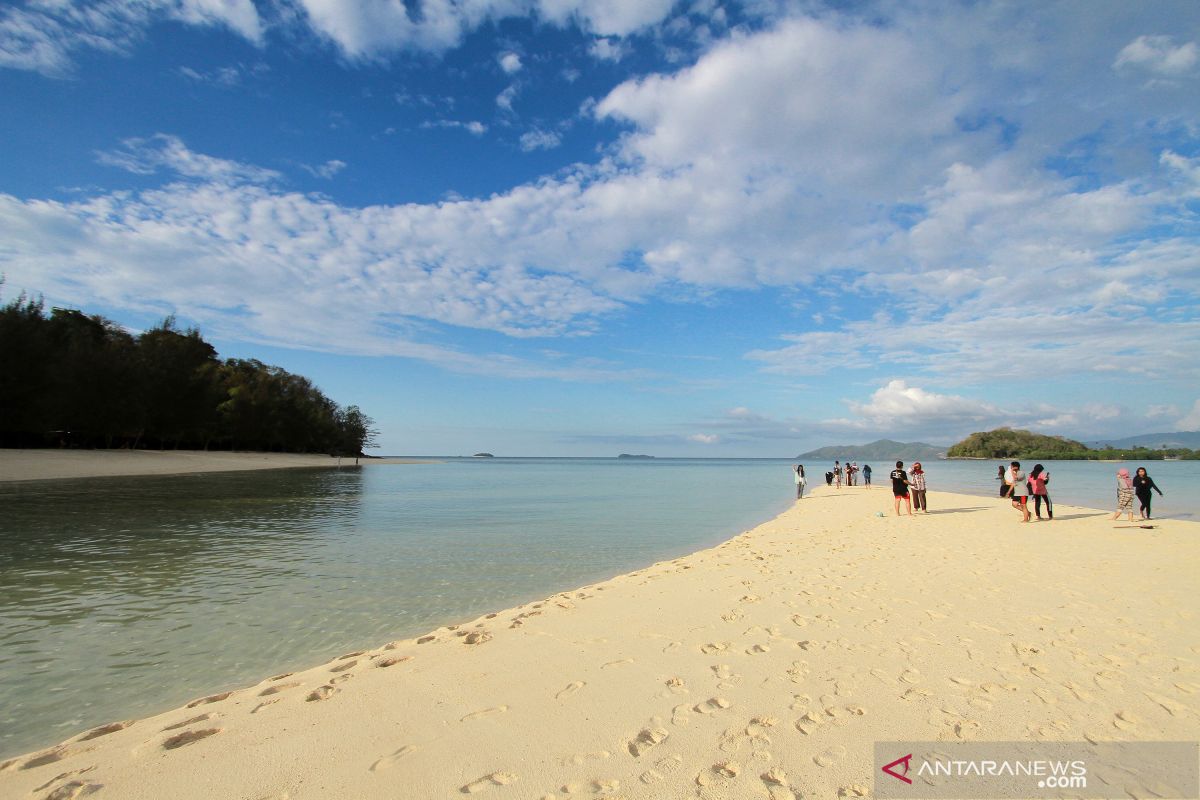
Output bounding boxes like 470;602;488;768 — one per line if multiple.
0;456;1195;758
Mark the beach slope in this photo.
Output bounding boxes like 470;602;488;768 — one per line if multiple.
1;487;1196;799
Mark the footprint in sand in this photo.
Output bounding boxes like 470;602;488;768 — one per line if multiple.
627;727;670;757
953;720;982;740
330;659;358;673
41;781;102;800
869;668;897;686
722;611;745;622
838;785;870;797
251;700;280;714
746;644;770;655
814;745;847;767
329;673;354;685
32;767;96;793
639;753;683;784
694;697;732;715
78;721;133;741
376;655;413;668
671;703;692;726
461;706;508;722
306;685;337;702
795;711;824;735
701;643;730;655
602;658;634;669
463;632;493;646
162;728;221;750
562;751;610;766
899;668;922;684
1062;682;1093;702
370;745;417;772
1113;710;1141;731
461;772;518;793
17;747;69;770
260;681;303;696
163;713;216;731
186;691;232;708
556;681;585;700
1032;687;1057;705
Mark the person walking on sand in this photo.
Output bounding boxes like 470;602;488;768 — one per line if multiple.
1028;464;1052;520
1111;468;1136;522
793;464;807;499
834;461;842;489
863;464;872;488
1132;467;1163;520
909;461;928;512
1007;461;1031;522
890;460;913;516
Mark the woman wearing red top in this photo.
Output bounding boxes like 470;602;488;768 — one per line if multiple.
1028;464;1052;520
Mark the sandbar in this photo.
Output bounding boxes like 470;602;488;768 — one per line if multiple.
0;486;1196;799
0;449;431;483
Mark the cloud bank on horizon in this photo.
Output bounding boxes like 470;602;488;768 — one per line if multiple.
1;0;1198;453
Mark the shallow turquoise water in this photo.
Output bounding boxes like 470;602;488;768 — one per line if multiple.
0;456;1195;757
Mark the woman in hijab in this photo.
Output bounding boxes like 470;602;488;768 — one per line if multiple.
1110;468;1135;522
1028;464;1052;520
1132;467;1163;520
909;461;928;512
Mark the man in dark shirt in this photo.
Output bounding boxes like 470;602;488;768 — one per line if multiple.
890;460;913;516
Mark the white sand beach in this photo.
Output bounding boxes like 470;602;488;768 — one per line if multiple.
0;449;430;483
1;486;1196;799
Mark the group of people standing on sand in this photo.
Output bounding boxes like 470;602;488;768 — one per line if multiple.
998;462;1166;523
999;462;1052;523
822;460;872;489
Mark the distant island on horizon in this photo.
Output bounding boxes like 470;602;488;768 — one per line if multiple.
797;439;946;462
617;454;655;460
947;428;1199;460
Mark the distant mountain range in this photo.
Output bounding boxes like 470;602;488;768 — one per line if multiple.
1083;431;1200;449
797;439;946;462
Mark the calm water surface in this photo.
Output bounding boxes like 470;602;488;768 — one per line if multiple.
0;456;1195;757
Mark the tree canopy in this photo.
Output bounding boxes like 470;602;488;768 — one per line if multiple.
0;291;377;456
946;428;1197;461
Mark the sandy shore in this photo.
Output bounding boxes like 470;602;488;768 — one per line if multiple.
1;486;1197;799
0;449;431;482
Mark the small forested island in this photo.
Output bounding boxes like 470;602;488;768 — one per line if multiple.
472;453;495;458
947;428;1198;460
0;292;376;456
617;454;654;459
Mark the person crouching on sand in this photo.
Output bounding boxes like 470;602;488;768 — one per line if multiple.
909;461;928;512
793;464;806;499
1111;468;1135;522
890;460;913;516
1007;461;1031;522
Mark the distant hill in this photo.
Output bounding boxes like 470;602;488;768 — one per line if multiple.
1084;431;1200;450
617;454;654;459
797;439;946;462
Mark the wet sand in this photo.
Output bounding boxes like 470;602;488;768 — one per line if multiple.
0;486;1196;799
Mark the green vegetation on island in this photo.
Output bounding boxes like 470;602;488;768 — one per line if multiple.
0;291;377;456
947;428;1198;461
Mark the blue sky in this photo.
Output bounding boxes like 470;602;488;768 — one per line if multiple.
2;0;1199;456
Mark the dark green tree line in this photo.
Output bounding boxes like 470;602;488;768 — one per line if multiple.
0;292;377;455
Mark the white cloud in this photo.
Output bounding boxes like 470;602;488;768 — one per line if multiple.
588;36;629;61
688;433;719;444
498;50;522;73
420;120;488;136
95;134;281;184
1178;399;1200;431
833;380;999;431
302;159;347;179
519;129;562;151
1114;35;1198;76
0;0;260;76
496;84;519;111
